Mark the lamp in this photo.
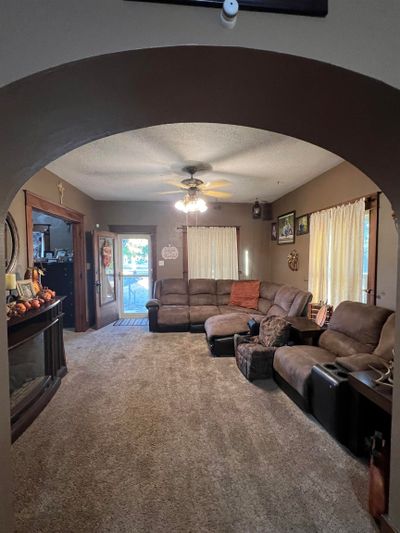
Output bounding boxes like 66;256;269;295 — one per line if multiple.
175;193;208;214
252;199;261;219
5;273;17;303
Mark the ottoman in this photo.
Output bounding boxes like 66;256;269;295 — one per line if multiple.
205;313;251;356
235;337;276;381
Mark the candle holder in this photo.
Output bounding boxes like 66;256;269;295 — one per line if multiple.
5;273;17;304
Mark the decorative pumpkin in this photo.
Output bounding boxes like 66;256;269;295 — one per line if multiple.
15;303;27;315
24;301;32;311
30;299;41;310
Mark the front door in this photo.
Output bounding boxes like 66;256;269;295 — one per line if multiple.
118;235;152;317
93;231;119;329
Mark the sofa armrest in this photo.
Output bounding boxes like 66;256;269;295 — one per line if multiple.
146;298;161;309
233;333;256;352
146;299;160;332
336;353;387;372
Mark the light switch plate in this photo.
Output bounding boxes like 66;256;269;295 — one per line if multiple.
158;260;165;266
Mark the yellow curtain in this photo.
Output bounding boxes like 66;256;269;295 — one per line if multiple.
309;198;365;308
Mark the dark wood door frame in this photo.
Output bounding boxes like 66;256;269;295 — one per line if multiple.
25;191;88;332
366;192;380;305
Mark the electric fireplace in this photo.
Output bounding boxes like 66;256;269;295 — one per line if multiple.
8;297;67;442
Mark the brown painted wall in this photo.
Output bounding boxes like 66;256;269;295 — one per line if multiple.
7;168;98;279
269;162;398;310
95;201;271;282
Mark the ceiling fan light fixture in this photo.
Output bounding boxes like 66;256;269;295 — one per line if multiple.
175;194;208;214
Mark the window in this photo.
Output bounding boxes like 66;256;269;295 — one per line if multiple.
308;196;378;308
361;211;370;303
185;226;239;279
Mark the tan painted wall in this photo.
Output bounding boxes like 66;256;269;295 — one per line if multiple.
95;201;270;282
269;162;398;310
7;168;98;279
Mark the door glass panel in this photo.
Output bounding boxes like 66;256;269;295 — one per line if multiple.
98;236;116;305
121;237;151;315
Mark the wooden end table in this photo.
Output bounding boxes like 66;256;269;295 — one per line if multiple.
287;317;326;346
348;370;392;522
348;370;392;456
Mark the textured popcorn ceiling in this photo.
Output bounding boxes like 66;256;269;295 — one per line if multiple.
47;123;342;202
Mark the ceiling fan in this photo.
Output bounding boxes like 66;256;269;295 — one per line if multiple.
158;165;232;213
159;165;232;198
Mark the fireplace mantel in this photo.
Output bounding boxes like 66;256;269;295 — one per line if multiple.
8;297;67;442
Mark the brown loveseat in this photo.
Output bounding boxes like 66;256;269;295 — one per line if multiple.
273;301;395;410
146;278;312;355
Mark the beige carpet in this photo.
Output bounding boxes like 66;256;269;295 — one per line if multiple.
12;326;377;533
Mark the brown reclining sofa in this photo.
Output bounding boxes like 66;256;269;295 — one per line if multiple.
146;278;312;355
273;301;395;410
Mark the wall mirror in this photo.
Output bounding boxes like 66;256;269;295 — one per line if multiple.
5;212;19;273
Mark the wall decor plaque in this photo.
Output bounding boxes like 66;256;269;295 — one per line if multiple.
161;245;179;260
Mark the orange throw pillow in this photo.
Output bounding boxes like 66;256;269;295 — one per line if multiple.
229;280;260;309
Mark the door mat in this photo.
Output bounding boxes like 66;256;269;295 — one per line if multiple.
113;318;148;327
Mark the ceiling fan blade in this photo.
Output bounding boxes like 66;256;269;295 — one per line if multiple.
199;179;231;189
202;190;232;199
165;179;189;189
158;190;184;195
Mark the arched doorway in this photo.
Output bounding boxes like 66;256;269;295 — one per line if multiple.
1;46;399;530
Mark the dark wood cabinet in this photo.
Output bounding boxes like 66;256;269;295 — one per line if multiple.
38;262;75;327
8;298;67;442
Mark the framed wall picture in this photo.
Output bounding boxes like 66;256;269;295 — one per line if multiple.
16;280;36;300
271;222;277;241
296;214;310;236
277;211;295;244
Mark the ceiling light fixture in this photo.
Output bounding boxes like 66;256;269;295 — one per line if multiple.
175;193;208;214
252;199;262;219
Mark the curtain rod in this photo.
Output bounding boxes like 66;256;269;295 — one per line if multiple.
177;225;240;229
307;192;380;217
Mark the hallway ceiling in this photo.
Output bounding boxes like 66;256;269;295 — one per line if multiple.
47;123;342;202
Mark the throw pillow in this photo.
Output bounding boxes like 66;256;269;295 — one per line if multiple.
229;280;260;309
259;316;291;347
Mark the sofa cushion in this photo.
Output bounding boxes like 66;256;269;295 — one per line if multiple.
218;305;263;316
273;345;336;398
260;281;283;301
258;282;282;314
259;316;291;347
205;313;250;339
189;279;217;305
230;280;260;309
319;330;372;357
157;305;189;326
267;285;307;318
216;279;235;305
257;299;273;315
323;301;392;355
189;305;220;324
159;279;189;306
373;312;395;361
337;353;388;372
